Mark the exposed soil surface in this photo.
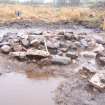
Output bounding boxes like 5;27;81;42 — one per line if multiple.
0;21;105;105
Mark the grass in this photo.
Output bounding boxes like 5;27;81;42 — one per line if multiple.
0;4;105;29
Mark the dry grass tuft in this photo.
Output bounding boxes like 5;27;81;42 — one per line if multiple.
0;4;105;29
0;4;92;22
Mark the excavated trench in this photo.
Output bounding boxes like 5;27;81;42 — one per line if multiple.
0;22;105;105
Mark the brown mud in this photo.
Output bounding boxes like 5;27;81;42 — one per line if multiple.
0;21;105;105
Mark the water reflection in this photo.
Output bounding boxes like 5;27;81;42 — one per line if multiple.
0;72;64;105
25;70;55;80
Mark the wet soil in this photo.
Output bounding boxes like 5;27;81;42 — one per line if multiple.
0;21;105;105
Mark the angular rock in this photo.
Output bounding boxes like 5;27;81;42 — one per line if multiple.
78;32;87;36
60;41;70;48
66;51;78;59
80;39;88;49
96;50;105;57
96;38;105;45
34;30;43;35
74;41;81;48
3;33;17;41
69;43;78;51
57;31;64;35
10;49;50;60
64;32;76;41
87;39;96;50
51;55;71;65
8;39;19;46
18;33;28;39
10;51;26;59
30;39;40;47
60;47;68;52
97;56;105;65
0;42;10;47
93;44;104;53
96;50;105;65
89;71;105;89
38;45;46;50
79;66;96;79
28;35;43;41
48;48;58;55
26;49;50;58
38;58;51;66
46;41;60;49
21;39;30;47
28;35;35;42
80;51;96;58
13;43;23;51
81;65;97;74
1;45;11;53
28;31;42;35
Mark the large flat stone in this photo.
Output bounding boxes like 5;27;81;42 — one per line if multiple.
89;71;105;89
51;55;71;65
26;49;50;58
66;51;78;59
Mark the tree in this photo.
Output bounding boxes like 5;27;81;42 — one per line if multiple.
70;0;80;6
54;0;80;6
54;0;68;6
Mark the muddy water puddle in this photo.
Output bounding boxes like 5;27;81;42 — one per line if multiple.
0;72;64;105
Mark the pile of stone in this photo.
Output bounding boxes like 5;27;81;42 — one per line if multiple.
0;32;50;58
0;30;104;65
